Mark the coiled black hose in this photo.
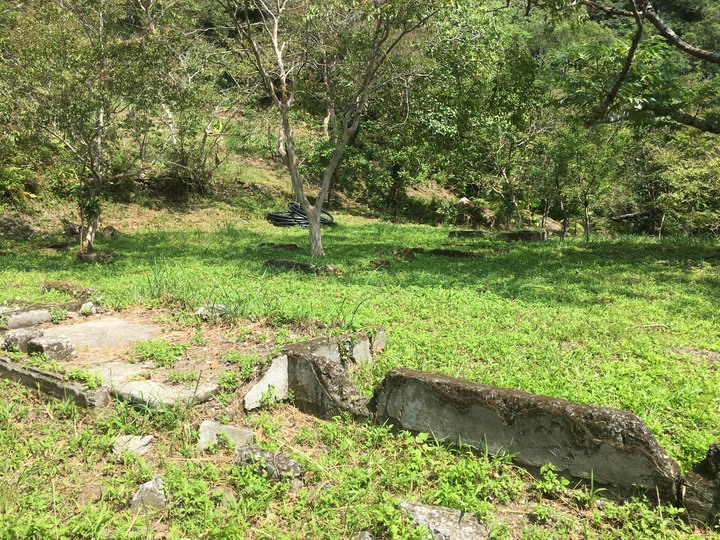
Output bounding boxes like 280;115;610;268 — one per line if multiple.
266;202;336;228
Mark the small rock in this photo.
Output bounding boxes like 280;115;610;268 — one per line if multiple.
80;302;97;316
399;500;490;540
369;326;387;354
3;328;44;353
113;435;154;457
211;486;237;507
235;445;303;487
243;355;288;411
353;533;375;540
26;336;76;361
63;222;81;237
197;420;255;451
130;476;166;513
98;225;117;238
195;304;230;322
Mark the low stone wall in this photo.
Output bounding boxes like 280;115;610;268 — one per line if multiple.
0;357;109;408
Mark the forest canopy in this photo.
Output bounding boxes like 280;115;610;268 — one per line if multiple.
1;0;718;253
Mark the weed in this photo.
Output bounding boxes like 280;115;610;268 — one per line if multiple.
67;368;103;390
24;352;66;374
132;339;188;367
217;370;241;393
49;307;67;323
166;369;200;385
534;463;570;499
224;350;265;380
259;384;278;408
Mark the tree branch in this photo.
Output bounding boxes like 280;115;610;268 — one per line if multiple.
576;0;720;64
586;0;645;126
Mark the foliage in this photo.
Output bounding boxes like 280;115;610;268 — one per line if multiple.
67;368;103;390
132;339;189;368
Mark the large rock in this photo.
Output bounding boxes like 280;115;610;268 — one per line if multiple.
680;443;720;525
370;368;680;501
399;500;490;540
283;340;369;420
243;355;289;411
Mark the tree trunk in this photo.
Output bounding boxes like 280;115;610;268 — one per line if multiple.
583;201;590;242
306;206;324;257
80;215;99;254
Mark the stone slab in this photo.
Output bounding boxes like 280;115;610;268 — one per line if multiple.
41;318;161;349
197;420;255;451
109;379;218;408
243;355;289;411
88;361;218;408
370;368;680;501
0;356;110;408
400;500;490;540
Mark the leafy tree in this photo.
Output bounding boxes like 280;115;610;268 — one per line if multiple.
216;0;449;256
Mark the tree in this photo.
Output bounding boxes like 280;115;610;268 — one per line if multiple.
10;1;160;253
560;0;720;134
216;0;447;256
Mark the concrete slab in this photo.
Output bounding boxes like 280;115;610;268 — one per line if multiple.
41;318;161;349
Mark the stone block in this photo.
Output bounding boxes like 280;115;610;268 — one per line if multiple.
498;229;547;242
243;355;288;411
27;336;76;361
197;420;255;451
370;368;680;501
3;328;44;353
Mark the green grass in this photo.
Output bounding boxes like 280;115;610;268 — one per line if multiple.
3;209;715;465
0;381;703;539
0;202;718;537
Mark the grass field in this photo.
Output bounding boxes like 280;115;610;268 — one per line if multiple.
0;201;718;538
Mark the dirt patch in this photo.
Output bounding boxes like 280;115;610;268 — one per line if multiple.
670;348;719;365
